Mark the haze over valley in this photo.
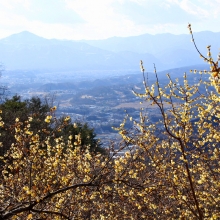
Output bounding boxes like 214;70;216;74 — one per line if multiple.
0;30;213;143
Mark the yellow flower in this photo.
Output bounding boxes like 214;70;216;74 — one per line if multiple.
50;106;57;111
25;130;33;135
45;115;52;123
212;71;218;77
64;116;70;121
27;214;33;219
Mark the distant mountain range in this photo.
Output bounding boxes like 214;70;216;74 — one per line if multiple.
0;31;219;72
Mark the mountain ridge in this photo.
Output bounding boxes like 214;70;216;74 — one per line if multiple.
0;31;218;72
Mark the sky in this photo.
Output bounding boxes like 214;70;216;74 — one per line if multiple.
0;0;220;40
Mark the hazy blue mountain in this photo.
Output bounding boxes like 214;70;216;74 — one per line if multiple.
0;31;218;72
82;31;220;55
82;31;220;67
0;31;118;71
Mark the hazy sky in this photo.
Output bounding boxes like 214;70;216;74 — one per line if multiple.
0;0;220;40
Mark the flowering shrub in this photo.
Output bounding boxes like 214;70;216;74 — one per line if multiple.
0;25;219;219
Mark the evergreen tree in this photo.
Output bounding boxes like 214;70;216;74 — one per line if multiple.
55;119;104;154
0;95;50;158
0;96;105;160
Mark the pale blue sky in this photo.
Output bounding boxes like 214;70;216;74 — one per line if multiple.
0;0;219;40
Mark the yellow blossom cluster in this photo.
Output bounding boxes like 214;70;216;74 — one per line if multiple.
188;23;220;94
45;115;52;123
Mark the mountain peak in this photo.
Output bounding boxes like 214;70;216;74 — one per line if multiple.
1;31;46;44
14;30;39;37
